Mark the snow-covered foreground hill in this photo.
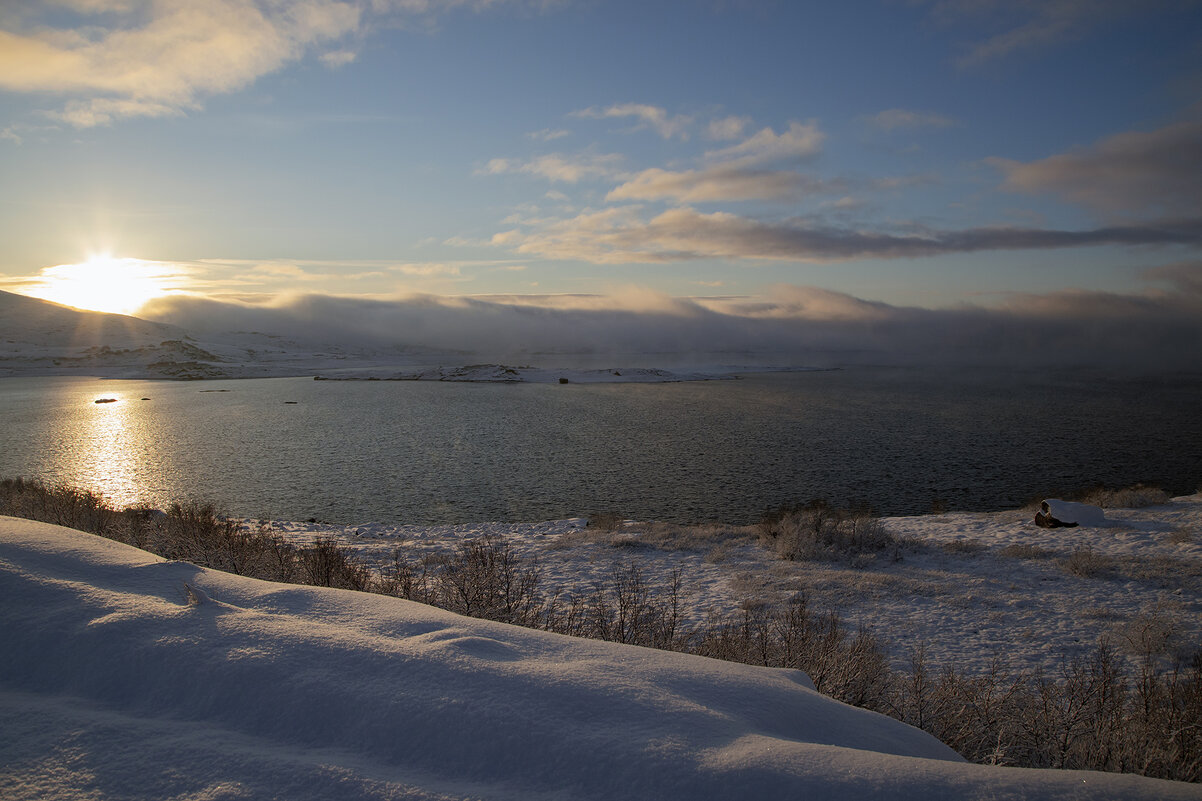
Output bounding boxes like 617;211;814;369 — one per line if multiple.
1;518;1197;800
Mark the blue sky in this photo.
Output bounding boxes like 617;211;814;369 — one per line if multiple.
1;0;1201;342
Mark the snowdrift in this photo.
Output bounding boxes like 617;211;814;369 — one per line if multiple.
0;518;1195;800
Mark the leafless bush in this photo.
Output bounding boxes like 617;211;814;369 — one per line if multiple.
1061;547;1114;578
1076;484;1171;509
0;477;123;536
587;512;625;530
759;501;900;564
5;477;1200;782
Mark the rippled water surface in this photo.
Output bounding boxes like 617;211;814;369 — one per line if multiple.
1;368;1199;524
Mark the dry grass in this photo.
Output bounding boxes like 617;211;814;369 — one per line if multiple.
998;543;1056;560
1168;528;1195;545
942;539;986;556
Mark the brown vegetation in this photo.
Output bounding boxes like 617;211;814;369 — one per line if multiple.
2;477;1198;783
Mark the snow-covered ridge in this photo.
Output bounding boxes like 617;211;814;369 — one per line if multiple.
2;517;1195;800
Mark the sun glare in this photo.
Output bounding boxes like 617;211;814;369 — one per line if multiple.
25;255;179;316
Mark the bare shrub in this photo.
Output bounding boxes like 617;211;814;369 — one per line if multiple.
430;534;545;626
0;477;122;536
297;538;372;590
587;512;625;530
759;501;900;565
1061;547;1114;579
1077;484;1171;509
4;476;1200;782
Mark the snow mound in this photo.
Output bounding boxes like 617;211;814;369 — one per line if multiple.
1;517;1195;800
1040;499;1109;526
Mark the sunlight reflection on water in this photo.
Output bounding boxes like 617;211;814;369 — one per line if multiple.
0;370;1199;524
74;393;144;508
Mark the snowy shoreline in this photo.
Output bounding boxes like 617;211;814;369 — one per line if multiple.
255;494;1202;677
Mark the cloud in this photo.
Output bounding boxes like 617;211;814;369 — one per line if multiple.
989;120;1202;218
320;49;358;67
0;1;361;126
1143;260;1202;297
0;0;554;127
706;116;751;141
865;109;958;131
139;279;1202;369
572;103;692;139
924;0;1160;66
392;262;462;276
597;121;831;203
492;206;1202;264
703;121;824;167
606;166;832;203
527;128;570;141
481;153;625;183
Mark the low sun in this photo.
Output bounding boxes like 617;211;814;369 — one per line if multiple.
25;255;178;316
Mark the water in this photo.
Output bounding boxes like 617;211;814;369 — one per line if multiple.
1;368;1199;524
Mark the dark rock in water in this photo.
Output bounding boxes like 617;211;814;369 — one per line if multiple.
94;398;117;404
284;401;298;404
140;397;151;401
559;377;570;384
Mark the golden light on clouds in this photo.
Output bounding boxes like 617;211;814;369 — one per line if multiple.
22;255;185;316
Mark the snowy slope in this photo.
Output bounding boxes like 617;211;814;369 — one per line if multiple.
1;518;1196;800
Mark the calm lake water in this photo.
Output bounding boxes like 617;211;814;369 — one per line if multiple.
1;368;1199;524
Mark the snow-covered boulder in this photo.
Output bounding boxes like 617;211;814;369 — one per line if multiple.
1035;499;1108;528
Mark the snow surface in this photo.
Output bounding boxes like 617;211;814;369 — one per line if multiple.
257;495;1202;677
2;518;1197;800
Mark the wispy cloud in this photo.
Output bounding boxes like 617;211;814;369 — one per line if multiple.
491;206;1202;264
597;120;831;203
607;166;833;203
320;49;358;67
572;103;693;140
989;120;1202;217
527;128;570;141
923;0;1176;66
0;1;361;127
0;0;553;127
703;121;824;167
481;152;625;183
706;115;751;141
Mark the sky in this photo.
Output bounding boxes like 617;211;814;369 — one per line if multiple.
1;0;1201;364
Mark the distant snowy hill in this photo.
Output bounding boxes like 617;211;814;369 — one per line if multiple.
0;291;417;380
0;291;797;381
0;289;184;349
1;518;1195;800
